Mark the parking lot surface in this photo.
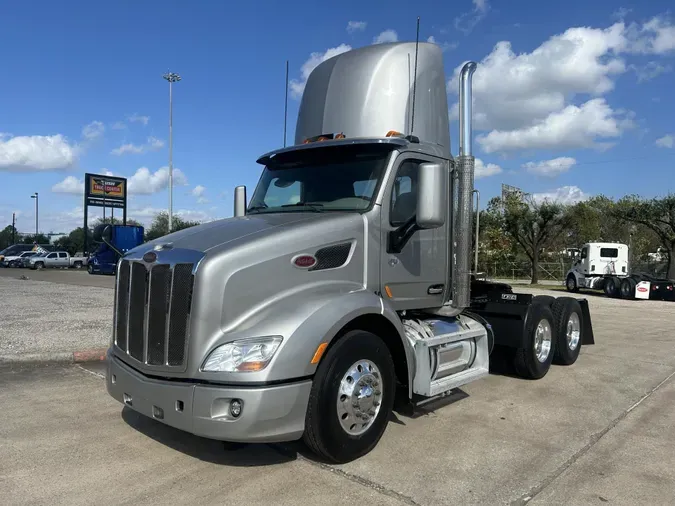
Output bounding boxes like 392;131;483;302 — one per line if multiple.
1;277;674;505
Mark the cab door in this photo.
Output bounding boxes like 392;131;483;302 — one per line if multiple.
379;153;449;311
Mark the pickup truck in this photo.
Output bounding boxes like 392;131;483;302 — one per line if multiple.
28;251;71;270
69;252;88;269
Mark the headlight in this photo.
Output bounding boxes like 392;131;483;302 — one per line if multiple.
201;337;282;372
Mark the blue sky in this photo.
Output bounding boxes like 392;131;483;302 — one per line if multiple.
1;0;674;236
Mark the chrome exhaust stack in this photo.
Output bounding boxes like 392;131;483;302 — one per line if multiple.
450;61;477;311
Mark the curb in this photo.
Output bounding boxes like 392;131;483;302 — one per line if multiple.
0;348;108;365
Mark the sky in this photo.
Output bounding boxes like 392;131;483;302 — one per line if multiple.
1;0;674;237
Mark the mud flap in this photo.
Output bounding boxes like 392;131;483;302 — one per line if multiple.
578;298;595;345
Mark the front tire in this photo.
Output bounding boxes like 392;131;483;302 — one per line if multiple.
513;303;556;380
303;329;395;464
566;274;578;292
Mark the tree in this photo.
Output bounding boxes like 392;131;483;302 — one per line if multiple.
145;211;201;241
499;194;573;284
0;225;18;249
609;193;675;279
21;233;51;245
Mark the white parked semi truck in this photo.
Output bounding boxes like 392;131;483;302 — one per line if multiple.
566;241;674;300
104;41;596;463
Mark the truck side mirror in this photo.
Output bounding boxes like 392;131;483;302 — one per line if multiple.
93;224;112;244
416;162;446;229
234;185;247;217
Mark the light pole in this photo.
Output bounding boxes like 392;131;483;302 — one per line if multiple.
163;70;181;233
30;192;38;237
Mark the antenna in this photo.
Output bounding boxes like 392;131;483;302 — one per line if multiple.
284;60;289;147
410;16;420;135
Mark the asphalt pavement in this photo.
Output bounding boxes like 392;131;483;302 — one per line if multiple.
0;266;115;289
1;283;675;505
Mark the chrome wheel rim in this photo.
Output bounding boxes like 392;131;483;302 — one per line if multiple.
534;319;552;363
567;312;581;351
336;359;383;436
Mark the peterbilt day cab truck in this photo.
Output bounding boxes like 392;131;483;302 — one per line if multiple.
105;41;596;463
566;242;674;300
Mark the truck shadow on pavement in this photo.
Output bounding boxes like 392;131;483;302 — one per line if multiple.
121;406;297;467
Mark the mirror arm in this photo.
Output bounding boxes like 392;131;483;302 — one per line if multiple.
103;236;124;258
387;214;420;254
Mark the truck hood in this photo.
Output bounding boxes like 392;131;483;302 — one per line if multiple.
137;212;349;254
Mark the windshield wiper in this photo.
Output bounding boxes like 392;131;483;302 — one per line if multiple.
280;202;324;212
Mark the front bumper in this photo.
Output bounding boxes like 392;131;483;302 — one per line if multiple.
106;351;312;443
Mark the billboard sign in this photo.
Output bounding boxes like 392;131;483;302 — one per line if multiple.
85;173;127;209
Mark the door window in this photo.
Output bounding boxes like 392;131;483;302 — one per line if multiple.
58;252;68;258
389;160;420;227
47;253;57;259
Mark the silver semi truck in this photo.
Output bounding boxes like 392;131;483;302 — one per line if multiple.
105;41;595;463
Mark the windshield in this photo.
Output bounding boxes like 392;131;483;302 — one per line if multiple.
248;144;394;214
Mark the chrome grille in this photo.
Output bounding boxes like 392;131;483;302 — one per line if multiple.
114;258;195;368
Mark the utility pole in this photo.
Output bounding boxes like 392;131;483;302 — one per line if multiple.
163;70;181;233
30;192;38;237
12;212;16;244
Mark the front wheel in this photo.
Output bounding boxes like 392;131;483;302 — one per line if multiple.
303;329;395;464
566;274;578;292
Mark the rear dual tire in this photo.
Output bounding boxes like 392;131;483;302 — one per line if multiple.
514;297;584;379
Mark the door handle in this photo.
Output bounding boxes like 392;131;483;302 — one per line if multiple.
427;284;444;294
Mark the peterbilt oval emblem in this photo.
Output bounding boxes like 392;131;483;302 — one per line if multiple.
143;251;158;263
292;254;317;269
637;286;648;292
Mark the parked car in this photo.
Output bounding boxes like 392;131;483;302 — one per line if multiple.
28;251;70;270
0;243;53;263
1;251;39;268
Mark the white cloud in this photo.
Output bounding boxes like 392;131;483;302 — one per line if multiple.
522;157;577;177
52;176;83;194
129;206;216;226
446;17;675;154
82;121;104;140
127;166;188;195
656;134;675;148
475;158;502;179
0;133;78;172
111;136;164;155
127;113;150;125
289;44;352;99
51;170;115;195
427;36;458;52
191;184;209;204
625;16;675;54
454;0;490;34
111;121;127;130
531;185;588;205
373;29;398;44
630;61;673;82
347;21;367;33
477;99;631;153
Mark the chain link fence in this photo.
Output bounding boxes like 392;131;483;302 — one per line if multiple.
478;256;669;282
